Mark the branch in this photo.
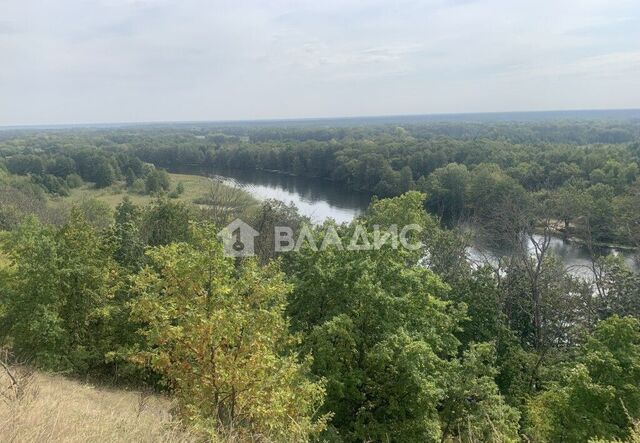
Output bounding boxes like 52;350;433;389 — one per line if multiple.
0;359;17;387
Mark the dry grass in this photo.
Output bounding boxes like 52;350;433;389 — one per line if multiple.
0;366;196;443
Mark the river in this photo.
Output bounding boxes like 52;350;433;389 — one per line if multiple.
204;168;637;274
208;168;371;225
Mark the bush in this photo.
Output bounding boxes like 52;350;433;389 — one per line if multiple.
65;173;83;188
144;169;170;195
130;178;146;194
0;211;115;373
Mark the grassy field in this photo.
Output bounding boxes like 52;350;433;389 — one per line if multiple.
0;367;195;442
59;173;220;209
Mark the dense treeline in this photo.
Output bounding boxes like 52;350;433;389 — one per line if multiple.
0;134;176;196
2;121;640;440
3;119;639;245
208;131;640;246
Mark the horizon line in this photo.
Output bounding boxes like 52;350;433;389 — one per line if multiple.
2;106;640;130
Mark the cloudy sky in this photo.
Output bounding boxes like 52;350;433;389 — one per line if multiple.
1;0;639;125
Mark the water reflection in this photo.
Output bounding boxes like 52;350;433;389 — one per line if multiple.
468;234;638;277
194;167;637;275
206;168;371;224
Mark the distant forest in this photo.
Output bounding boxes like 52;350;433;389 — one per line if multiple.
2;118;640;247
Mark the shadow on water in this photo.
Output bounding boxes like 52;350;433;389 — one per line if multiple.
179;166;372;224
177;166;637;275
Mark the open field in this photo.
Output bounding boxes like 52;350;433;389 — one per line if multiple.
0;368;195;443
59;173;219;209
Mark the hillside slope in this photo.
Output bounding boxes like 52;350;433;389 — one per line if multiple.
0;367;194;442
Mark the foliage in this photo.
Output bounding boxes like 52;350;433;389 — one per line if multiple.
2;119;640;439
144;168;171;194
141;198;190;246
593;256;640;319
109;197;145;270
285;193;518;441
2;119;640;244
0;210;115;373
128;224;328;440
527;316;640;442
440;343;520;442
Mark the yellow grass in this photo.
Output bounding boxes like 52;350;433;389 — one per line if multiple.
0;368;196;442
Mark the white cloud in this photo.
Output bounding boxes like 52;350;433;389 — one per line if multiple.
0;0;639;125
499;51;640;80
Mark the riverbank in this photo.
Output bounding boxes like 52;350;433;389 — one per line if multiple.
193;167;639;271
541;224;638;253
45;172;255;215
178;166;371;224
57;173;217;209
210;168;640;255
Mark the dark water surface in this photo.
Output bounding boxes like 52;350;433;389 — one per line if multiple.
207;168;371;225
202;168;637;274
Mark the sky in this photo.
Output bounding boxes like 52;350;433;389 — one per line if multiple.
1;0;639;126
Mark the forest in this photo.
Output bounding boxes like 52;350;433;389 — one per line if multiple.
2;119;639;246
1;118;640;442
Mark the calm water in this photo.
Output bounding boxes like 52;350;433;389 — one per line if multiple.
205;168;637;273
208;168;371;224
468;235;638;277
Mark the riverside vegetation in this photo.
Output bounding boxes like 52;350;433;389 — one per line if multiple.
1;118;640;441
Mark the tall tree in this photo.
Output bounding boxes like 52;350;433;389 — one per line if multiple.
129;223;327;440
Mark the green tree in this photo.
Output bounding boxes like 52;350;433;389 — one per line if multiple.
78;198;113;230
440;343;520;442
144;168;171;194
0;210;114;372
423;163;470;222
129;224;327;440
614;178;640;247
141;198;190;246
286;193;516;441
398;165;414;193
551;181;592;238
528;316;640;442
585;183;616;243
125;167;136;187
93;158;115;188
6;154;45;176
110;197;145;270
467;163;529;247
592;256;640;319
46;155;76;178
